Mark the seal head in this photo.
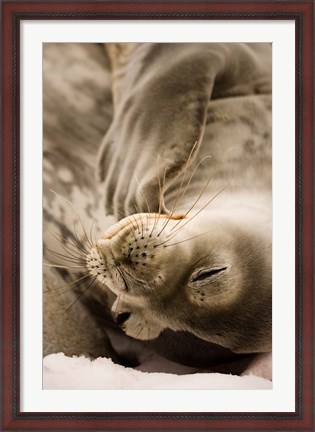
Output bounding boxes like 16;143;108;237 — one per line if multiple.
86;207;271;359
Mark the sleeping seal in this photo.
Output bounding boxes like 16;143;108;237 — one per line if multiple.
85;43;272;368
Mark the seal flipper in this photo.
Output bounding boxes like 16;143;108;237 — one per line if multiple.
97;43;271;220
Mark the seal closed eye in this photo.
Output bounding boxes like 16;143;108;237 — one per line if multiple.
191;266;228;282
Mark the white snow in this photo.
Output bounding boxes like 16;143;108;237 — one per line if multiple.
43;353;272;390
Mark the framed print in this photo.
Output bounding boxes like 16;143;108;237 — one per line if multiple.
1;1;314;431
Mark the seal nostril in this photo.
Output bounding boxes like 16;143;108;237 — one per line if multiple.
115;312;131;326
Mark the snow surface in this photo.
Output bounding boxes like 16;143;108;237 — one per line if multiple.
43;353;272;390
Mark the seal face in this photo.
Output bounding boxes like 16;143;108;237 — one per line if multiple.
86;204;271;355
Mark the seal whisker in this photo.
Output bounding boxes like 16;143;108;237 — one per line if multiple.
49;189;94;249
159;231;212;248
145;213;150;233
45;247;84;263
75;217;94;250
156;155;162;210
114;229;137;255
169;148;238;234
44;273;91;294
153;155;163;232
91;271;107;288
120;266;147;286
116;266;129;292
114;204;139;240
156;141;200;237
133;203;140;214
152;231;182;247
43;262;86;270
46;226;84;252
46;239;86;264
45;221;88;256
72;219;92;251
150;159;169;236
63;275;97;314
170;188;228;237
166;140;199;219
134;172;151;230
47;227;89;258
112;204;126;219
45;285;78;296
153;225;207;248
150;155;169;233
153;155;169;224
169;172;214;234
133;204;145;238
111;205;138;241
90;220;102;247
45;247;86;265
157;152;203;238
88;218;98;247
128;205;141;235
130;212;142;237
174;155;213;216
169;157;214;233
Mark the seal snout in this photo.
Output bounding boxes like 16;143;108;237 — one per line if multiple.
86;212;189;296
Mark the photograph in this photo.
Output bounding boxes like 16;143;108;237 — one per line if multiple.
1;1;313;430
43;42;272;390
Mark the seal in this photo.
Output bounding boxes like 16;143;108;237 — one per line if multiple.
85;43;272;367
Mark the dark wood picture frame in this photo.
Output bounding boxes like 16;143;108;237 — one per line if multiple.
1;1;313;430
